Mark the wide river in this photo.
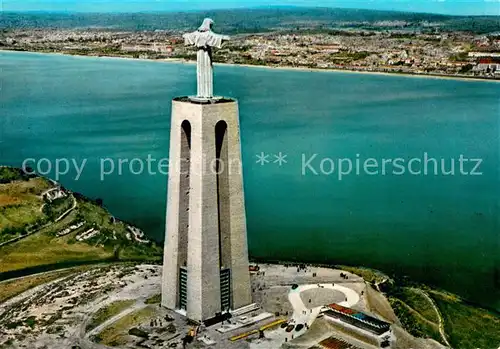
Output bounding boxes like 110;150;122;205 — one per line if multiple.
1;51;499;310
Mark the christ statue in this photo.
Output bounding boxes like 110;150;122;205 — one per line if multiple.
183;18;230;100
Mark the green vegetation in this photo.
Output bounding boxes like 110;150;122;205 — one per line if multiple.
389;32;417;39
42;196;73;221
145;293;161;305
5;316;38;330
329;51;373;63
94;306;156;346
128;327;149;339
459;64;474;73
2;9;498;34
449;51;469;62
0;198;162;273
391;287;439;323
0;266;92;303
86;300;136;332
0;224;112;273
0;339;15;348
24;316;37;329
0;175;52;243
229;56;268;66
429;290;500;349
225;44;252;52
0;167;33;184
388;297;442;343
384;281;500;348
344;263;500;348
336;265;388;284
75;200;163;260
170;53;197;60
0;167;162;275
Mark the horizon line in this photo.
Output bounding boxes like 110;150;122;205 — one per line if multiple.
3;5;498;18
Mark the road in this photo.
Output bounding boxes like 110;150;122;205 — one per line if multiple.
0;194;77;248
54;194;78;222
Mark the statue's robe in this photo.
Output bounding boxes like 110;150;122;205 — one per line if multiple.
183;31;229;98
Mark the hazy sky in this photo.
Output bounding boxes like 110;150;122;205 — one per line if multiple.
3;0;500;16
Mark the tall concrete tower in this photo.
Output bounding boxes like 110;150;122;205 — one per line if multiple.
161;19;252;323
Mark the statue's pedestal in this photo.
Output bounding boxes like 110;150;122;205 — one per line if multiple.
162;96;252;323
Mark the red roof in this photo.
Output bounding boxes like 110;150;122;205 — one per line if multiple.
328;303;356;315
479;58;494;64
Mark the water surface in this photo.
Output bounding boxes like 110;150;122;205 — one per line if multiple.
1;51;499;310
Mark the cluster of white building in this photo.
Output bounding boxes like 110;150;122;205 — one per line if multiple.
468;51;500;58
76;228;100;242
57;221;85;237
43;188;67;202
126;225;150;243
472;63;500;74
121;43;174;53
469;52;500;75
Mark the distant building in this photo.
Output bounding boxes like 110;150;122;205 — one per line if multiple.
43;188;67;202
473;60;500;73
121;43;173;53
313;44;342;54
468;52;500;58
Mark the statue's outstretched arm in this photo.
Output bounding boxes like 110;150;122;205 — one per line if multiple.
183;32;196;46
207;33;230;49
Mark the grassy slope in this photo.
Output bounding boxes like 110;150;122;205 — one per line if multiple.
42;195;73;219
144;294;161;305
0;225;112;273
388;297;442;343
430;290;500;349
392;287;439;323
345;266;500;349
0;168;162;275
0;175;52;242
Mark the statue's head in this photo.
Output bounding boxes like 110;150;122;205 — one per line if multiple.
198;18;214;32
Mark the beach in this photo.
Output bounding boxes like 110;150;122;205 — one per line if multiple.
2;49;499;83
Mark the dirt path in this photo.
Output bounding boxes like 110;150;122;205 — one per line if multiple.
374;278;387;293
54;194;77;222
396;298;439;328
412;288;451;347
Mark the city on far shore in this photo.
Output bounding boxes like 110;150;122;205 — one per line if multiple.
1;8;500;80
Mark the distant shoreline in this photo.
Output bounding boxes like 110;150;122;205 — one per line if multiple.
2;49;499;83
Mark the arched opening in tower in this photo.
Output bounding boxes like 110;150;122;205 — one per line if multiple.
178;120;191;310
215;120;231;310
